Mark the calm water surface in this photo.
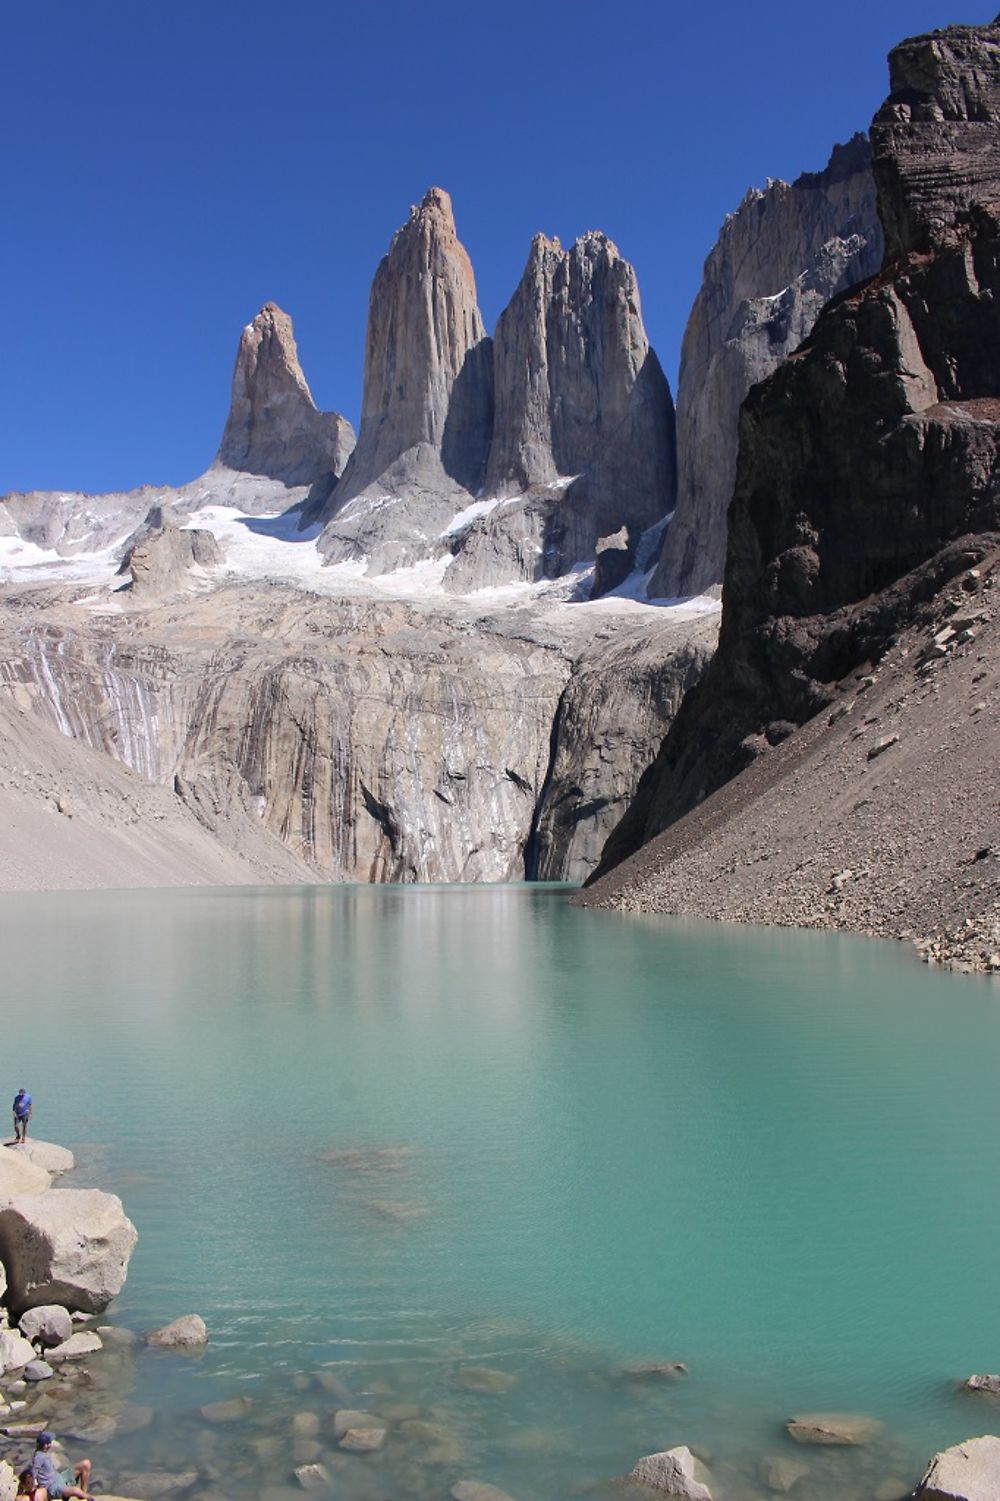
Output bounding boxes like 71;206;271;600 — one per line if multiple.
1;884;998;1500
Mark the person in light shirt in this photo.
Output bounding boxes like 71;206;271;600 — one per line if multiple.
29;1433;93;1501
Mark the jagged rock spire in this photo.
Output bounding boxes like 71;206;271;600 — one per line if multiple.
331;187;494;509
216;302;355;487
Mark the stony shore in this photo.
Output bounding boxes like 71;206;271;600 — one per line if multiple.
578;551;1000;976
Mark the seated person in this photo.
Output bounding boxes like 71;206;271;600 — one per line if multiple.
29;1432;92;1500
17;1468;45;1501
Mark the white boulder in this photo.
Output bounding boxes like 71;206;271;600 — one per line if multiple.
0;1189;137;1314
915;1434;1000;1500
146;1314;207;1348
0;1461;16;1501
19;1305;73;1348
0;1148;50;1204
47;1330;103;1361
14;1142;74;1177
0;1330;36;1376
629;1446;713;1499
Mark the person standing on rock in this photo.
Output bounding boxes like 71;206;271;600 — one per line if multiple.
12;1087;31;1144
29;1432;93;1501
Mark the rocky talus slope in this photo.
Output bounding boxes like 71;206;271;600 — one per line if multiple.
649;135;883;600
584;16;1000;971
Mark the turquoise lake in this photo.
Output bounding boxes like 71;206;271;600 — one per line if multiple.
1;884;998;1500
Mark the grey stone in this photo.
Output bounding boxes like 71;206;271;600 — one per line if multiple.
19;1305;73;1348
290;1412;321;1438
200;1396;252;1422
965;1374;1000;1394
121;512;224;597
0;1189;136;1315
758;1454;809;1492
46;1331;103;1361
22;1361;53;1382
867;734;900;760
145;1314;208;1348
216;303;355;488
117;1473;199;1497
914;1433;1000;1499
11;1142;74;1177
451;1483;517;1501
651;134;882;599
451;1366;517;1393
0;1331;36;1375
64;1414;117;1442
0;1462;14;1501
629;1446;713;1498
332;1409;380;1439
293;1465;333;1492
785;1412;884;1445
338;1426;386;1452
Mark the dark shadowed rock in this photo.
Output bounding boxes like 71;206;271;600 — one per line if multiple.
591;16;1000;880
216;303;355;488
650;135;883;599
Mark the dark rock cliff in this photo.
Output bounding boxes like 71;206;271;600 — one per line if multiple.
592;14;1000;877
649;136;883;600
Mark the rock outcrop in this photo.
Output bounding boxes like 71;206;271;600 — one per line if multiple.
914;1434;1000;1500
0;1188;138;1314
0;589;717;885
446;232;674;591
215;302;355;488
119;508;223;596
591;15;1000;880
649;135;883;600
317;188;494;572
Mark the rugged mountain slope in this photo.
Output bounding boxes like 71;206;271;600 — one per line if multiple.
585;15;1000;965
448;231;675;592
0;582;717;886
649;135;883;600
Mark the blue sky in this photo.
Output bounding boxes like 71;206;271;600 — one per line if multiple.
4;0;965;495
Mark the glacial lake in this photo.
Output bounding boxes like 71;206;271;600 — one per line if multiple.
1;884;998;1500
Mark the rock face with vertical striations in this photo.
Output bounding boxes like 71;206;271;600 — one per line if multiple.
649;135;883;600
447;231;675;592
215;302;355;489
316;188;494;573
591;14;1000;877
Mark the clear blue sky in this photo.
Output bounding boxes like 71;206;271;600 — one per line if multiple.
3;0;969;495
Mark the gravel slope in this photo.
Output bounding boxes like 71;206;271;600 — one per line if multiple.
578;550;1000;974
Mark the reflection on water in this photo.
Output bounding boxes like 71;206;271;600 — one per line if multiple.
0;885;998;1499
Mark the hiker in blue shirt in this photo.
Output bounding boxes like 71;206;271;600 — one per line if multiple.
12;1088;32;1145
29;1432;92;1500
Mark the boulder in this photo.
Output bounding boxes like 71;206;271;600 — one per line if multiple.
332;1409;381;1439
64;1414;117;1442
293;1466;332;1492
19;1305;73;1348
117;1474;199;1497
0;1189;137;1314
0;1148;51;1204
0;1463;15;1501
451;1484;517;1501
290;1412;321;1439
914;1434;1000;1499
785;1412;884;1445
759;1454;809;1492
47;1331;103;1361
629;1446;713;1499
338;1426;386;1452
965;1375;1000;1395
611;1359;687;1381
451;1366;517;1393
0;1330;37;1375
23;1361;53;1382
200;1396;252;1422
96;1325;138;1348
146;1314;208;1348
14;1142;74;1177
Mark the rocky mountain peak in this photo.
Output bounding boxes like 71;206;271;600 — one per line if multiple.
215;302;355;488
873;19;1000;259
317;185;494;570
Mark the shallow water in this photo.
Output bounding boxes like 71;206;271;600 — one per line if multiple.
0;884;998;1499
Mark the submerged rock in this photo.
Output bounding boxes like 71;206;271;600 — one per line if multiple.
611;1359;687;1381
758;1454;809;1492
785;1412;884;1445
200;1396;252;1422
914;1433;1000;1499
452;1366;518;1394
338;1426;386;1452
451;1482;517;1501
629;1445;713;1499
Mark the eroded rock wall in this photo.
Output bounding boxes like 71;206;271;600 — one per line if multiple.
649;135;883;600
594;15;1000;878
